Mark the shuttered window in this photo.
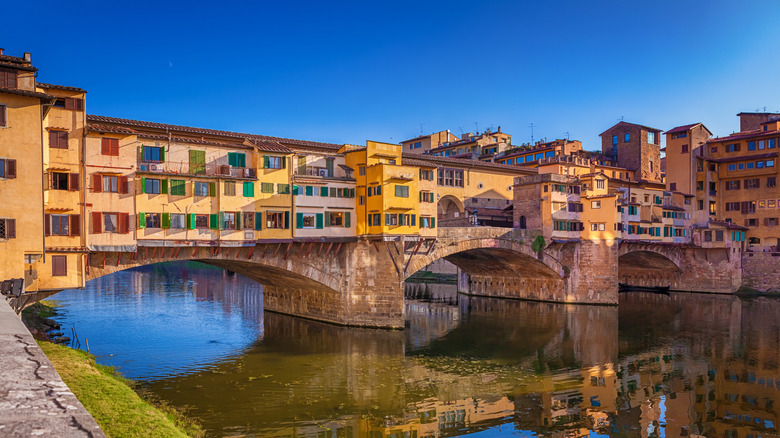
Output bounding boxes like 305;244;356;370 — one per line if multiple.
51;255;67;277
49;130;69;149
0;69;17;89
0;218;15;238
63;98;84;111
0;159;16;179
101;138;119;156
0;104;6;127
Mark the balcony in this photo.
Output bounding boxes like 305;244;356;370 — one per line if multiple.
137;161;256;179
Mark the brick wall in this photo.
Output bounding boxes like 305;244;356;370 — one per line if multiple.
742;252;780;292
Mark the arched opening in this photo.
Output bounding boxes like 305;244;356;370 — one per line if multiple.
437;195;465;227
519;215;527;229
618;250;681;290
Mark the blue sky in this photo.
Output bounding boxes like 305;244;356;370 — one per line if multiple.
4;1;780;150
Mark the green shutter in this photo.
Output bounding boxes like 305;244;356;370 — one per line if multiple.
316;213;323;229
431;217;436;228
411;214;416;227
325;159;333;177
209;182;216;197
305;186;313;196
263;155;269;169
324;212;331;227
140;177;146;194
228;152;236;167
159;147;165;163
162;213;170;229
255;212;262;230
298;156;306;175
284;211;290;229
293;185;299;196
244;182;254;197
187;213;195;230
321;186;328;197
209;214;218;229
236;213;241;230
296;212;304;229
138;213;146;229
218;212;225;230
330;187;336;198
190;150;206;174
345;212;351;228
161;179;168;194
282;157;287;168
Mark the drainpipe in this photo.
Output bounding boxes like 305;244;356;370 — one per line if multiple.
80;95;87;288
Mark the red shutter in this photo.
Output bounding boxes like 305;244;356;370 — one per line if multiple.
110;139;119;156
6;159;16;178
119;176;128;194
101;138;110;155
118;213;129;234
70;214;80;237
92;212;102;234
69;173;79;191
44;214;51;237
6;219;15;239
52;256;67;277
92;173;102;192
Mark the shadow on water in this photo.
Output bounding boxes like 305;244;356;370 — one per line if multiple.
50;262;780;437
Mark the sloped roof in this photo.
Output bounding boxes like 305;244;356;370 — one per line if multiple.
599;121;661;136
664;122;711;136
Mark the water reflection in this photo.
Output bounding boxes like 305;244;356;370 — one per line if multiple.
50;264;780;438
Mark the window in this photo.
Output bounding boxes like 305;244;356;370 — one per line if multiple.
194;215;209;228
624;133;630;142
741;201;756;214
591;201;601;209
0;68;18;89
266;211;288;229
194;182;210;197
0;104;6;128
326;211;347;227
144;213;161;228
670;182;677;191
716;231;724;241
264;156;285;169
681;144;689;153
359;166;366;176
299;213;315;228
420;192;434;203
769;177;777;188
243;212;255;230
437;168;464;187
49;130;68;149
726;181;740;190
170;214;185;229
358;195;365;205
228;152;246;168
648;132;656;144
261;182;274;194
0;218;16;239
103;213;118;233
144;178;161;194
745;178;760;189
596;179;605;189
385;213;398;226
51;214;70;235
746;218;758;227
727;143;740;153
142;145;163;162
728;164;736;171
420;217;436;228
277;183;290;194
96;175;119;194
51;255;67;277
748;141;756;151
725;202;740;211
51;172;70;190
419;169;434;180
368;213;381;227
767;159;775;167
223;212;237;230
696;181;704;191
395;185;409;197
243;182;255;197
612;135;618;145
711;146;718;153
698;200;704;210
759;140;766;150
101;138;119;156
189;150;206;174
413;141;422;149
770;139;777;149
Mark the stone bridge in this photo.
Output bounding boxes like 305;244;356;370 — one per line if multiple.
72;228;742;329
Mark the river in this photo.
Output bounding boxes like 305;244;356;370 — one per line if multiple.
49;261;780;437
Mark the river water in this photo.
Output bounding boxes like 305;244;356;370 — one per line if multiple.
49;262;779;438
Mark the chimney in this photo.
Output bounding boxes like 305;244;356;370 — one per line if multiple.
23;52;31;62
497;125;501;133
0;49;4;55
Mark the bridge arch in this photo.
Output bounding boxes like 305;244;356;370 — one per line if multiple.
617;242;684;288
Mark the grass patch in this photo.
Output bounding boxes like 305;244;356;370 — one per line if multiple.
38;341;203;438
21;300;61;335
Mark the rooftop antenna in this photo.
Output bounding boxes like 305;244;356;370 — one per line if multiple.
619;116;624;122
529;122;536;144
474;122;479;133
419;123;424;135
564;131;570;140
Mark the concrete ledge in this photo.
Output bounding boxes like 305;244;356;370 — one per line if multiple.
0;300;105;437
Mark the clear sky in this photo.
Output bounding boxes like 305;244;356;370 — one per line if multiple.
4;1;780;151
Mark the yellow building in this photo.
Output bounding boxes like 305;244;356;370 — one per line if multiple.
0;50;49;291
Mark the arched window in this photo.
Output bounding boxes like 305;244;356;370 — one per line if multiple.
519;215;527;229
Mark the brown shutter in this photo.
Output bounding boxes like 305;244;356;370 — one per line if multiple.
44;214;51;237
119;176;128;194
64;98;75;111
70;214;80;236
6;159;16;178
101;138;110;155
59;131;69;148
75;99;84;111
111;139;119;156
92;173;102;192
0;105;6;127
118;213;129;234
49;130;57;148
6;219;15;239
92;212;102;234
52;256;67;276
69;173;79;191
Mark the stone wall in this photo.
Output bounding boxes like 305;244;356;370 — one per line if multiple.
742;251;780;292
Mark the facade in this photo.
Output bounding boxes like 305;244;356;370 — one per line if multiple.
426;128;512;159
495;139;583;167
600;121;662;182
401;129;458;154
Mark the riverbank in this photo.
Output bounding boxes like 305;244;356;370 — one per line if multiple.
22;301;203;438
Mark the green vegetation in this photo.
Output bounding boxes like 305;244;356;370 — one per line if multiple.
531;235;546;256
21;300;60;334
37;340;203;438
735;286;780;298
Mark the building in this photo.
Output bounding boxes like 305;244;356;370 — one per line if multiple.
600;121;662;182
663;123;713;226
401;129;458;154
426;127;512;159
495;139;583;167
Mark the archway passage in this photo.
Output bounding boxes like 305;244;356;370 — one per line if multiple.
437;195;466;227
618;250;682;289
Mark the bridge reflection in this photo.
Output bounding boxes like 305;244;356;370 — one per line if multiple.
140;285;780;438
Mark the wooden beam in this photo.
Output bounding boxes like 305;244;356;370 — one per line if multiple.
174;247;181;258
425;238;437;255
151;247;157;260
318;242;324;256
334;242;342;256
261;245;268;259
372;241;380;253
305;242;313;258
101;252;106;269
323;242;334;257
143;247;148;260
283;242;292;260
385;242;400;276
403;238;425;274
132;251;138;261
273;243;282;257
246;246;255;259
192;246;198;258
116;252;121;267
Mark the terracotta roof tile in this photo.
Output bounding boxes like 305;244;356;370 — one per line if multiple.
37;82;87;93
0;87;55;100
664;123;711;135
401;152;536;173
709;152;777;163
709;128;778;143
86;123;137;135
